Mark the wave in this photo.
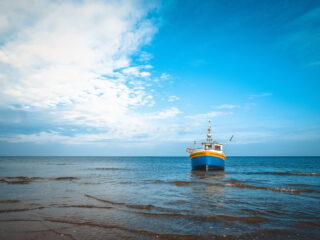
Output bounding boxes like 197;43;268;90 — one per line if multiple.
273;172;320;176
124;210;269;224
46;163;74;165
89;168;128;171
0;176;40;184
0;176;78;184
0;200;21;204
227;183;320;194
0;216;270;240
0;206;44;214
84;194;175;211
54;177;78;181
119;181;132;184
166;200;188;205
48;199;270;225
229;182;320;194
296;221;320;228
216;214;268;224
234;172;320;176
0;204;112;214
1;218;317;240
51;204;112;210
151;180;320;194
42;218;206;240
83;193;271;225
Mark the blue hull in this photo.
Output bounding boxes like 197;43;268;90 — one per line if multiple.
191;155;225;170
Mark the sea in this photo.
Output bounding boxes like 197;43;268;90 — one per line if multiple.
0;156;319;240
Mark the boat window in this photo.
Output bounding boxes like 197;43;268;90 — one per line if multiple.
207;145;212;150
214;145;221;151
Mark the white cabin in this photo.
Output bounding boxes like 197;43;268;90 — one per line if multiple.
186;121;224;154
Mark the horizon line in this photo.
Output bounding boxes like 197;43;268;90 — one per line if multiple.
0;155;319;158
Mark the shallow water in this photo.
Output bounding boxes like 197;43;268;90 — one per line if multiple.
0;156;319;239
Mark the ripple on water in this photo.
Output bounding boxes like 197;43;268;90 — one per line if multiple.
0;176;79;184
150;180;320;194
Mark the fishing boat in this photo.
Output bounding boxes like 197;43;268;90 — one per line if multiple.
186;121;226;171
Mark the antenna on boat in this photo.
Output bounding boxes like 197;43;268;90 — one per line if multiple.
207;120;212;142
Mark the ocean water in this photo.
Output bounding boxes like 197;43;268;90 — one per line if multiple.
0;156;319;239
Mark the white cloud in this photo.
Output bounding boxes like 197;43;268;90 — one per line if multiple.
216;104;238;109
160;73;171;80
168;95;180;102
185;111;232;120
309;61;320;66
248;92;272;99
0;131;114;145
0;0;157;108
147;107;181;120
122;65;152;78
0;0;187;144
0;131;74;144
138;51;153;62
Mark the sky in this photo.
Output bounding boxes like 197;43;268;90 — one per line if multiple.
0;0;319;156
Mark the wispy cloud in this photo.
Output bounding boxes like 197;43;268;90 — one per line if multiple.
226;126;320;145
216;104;238;109
168;95;180;102
248;92;272;99
185;111;232;120
138;51;153;62
146;107;181;120
279;7;320;66
309;61;320;66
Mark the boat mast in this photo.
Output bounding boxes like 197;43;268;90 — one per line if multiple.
207;120;213;142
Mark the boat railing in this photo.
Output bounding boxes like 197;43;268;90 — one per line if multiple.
188;148;224;154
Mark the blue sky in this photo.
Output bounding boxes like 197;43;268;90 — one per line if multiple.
0;0;319;156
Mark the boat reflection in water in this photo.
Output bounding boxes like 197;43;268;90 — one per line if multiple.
190;170;226;180
189;170;226;197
